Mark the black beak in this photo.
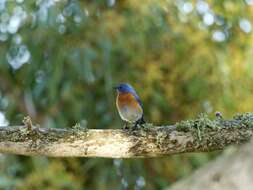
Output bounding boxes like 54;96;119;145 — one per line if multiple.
113;86;118;90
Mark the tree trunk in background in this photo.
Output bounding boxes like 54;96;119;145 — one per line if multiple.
168;139;253;190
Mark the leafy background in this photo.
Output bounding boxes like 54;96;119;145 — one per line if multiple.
0;0;253;189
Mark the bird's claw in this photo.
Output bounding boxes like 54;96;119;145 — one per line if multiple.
122;126;129;130
122;121;145;131
122;122;129;130
132;123;143;130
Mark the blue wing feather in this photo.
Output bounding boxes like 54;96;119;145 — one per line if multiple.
128;89;143;107
133;93;143;107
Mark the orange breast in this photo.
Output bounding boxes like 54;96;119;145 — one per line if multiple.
116;92;143;122
116;92;140;109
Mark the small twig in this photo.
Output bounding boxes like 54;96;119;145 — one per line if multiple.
22;116;33;131
215;111;223;120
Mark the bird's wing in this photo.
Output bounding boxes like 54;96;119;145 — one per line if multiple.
126;87;143;107
131;91;143;107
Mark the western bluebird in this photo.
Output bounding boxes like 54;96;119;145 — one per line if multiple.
114;83;145;129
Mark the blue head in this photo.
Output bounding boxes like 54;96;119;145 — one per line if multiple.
114;83;136;94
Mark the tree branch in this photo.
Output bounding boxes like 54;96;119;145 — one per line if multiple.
0;113;253;158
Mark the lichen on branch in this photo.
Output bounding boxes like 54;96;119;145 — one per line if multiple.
0;113;252;158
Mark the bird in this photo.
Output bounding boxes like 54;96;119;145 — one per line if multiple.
114;83;145;129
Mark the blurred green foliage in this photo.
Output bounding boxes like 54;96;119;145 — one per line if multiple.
0;0;253;189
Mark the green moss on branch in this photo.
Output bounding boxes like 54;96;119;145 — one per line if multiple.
0;113;252;158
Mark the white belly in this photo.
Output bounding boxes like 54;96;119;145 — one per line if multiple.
118;106;143;123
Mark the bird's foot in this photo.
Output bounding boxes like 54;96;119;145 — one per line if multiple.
122;122;145;131
132;123;143;130
133;118;146;129
122;123;129;130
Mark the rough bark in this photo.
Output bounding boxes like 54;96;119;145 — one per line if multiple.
0;113;253;158
168;139;253;190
